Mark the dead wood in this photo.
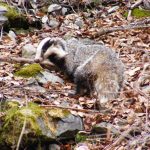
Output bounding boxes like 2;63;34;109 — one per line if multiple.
40;104;110;114
0;56;53;67
93;18;150;37
105;124;140;150
130;0;143;9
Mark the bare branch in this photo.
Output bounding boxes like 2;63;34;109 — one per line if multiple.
93;18;150;37
0;56;53;67
40;104;109;114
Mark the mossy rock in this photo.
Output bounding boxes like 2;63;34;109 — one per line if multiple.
0;2;20;19
0;2;29;29
0;101;70;148
14;63;43;78
0;102;44;147
124;8;150;18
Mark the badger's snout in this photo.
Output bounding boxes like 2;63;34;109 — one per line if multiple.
34;57;43;63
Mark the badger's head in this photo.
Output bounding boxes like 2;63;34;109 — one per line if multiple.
35;37;68;66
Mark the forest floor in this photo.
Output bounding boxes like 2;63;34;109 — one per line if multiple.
0;2;150;150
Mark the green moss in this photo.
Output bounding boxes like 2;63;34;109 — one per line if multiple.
0;101;45;146
75;133;87;143
4;102;44;131
0;101;71;147
93;0;102;5
14;63;43;78
47;108;70;119
0;2;21;19
0;2;29;29
124;8;150;18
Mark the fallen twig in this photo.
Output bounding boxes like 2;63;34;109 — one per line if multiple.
0;56;53;67
16;92;28;150
130;0;143;9
104;124;138;150
92;18;150;37
40;104;110;114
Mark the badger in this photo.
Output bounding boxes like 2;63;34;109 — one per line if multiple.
35;37;124;105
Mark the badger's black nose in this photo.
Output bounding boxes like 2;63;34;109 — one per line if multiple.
34;58;42;63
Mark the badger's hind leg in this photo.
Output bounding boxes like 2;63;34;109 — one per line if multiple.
74;61;95;97
75;77;92;96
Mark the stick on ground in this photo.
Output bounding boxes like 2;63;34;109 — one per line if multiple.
0;56;53;67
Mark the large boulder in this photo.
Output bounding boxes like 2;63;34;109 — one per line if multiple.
0;101;84;149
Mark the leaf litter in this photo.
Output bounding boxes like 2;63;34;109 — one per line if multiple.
0;2;150;149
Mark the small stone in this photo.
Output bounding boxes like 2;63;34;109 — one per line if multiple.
56;114;84;137
107;6;119;14
0;6;7;15
8;30;17;43
41;15;48;24
22;44;36;58
0;15;8;25
62;7;68;15
75;18;84;28
49;144;60;150
92;122;119;135
48;4;61;13
24;85;46;93
48;18;59;28
50;93;59;98
36;71;64;85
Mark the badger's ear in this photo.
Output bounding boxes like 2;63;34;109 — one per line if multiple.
60;40;66;51
48;38;55;46
53;37;66;51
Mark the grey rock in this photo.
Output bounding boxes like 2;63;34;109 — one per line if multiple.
48;4;61;13
62;7;68;15
25;78;46;93
26;77;37;85
75;18;84;28
36;117;55;139
36;71;64;85
61;14;84;29
107;6;119;14
8;30;17;43
22;44;36;58
56;114;83;138
24;84;46;93
92;122;119;135
48;18;59;28
0;15;8;25
49;144;60;150
42;15;48;24
37;114;83;139
143;0;150;10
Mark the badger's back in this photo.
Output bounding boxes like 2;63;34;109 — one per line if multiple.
74;46;124;104
64;38;103;77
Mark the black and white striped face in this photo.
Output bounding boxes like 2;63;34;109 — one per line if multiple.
35;37;68;64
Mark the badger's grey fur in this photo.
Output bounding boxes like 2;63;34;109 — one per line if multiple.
35;37;124;105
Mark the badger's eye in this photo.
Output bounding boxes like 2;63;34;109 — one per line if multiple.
48;53;57;61
49;53;57;57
